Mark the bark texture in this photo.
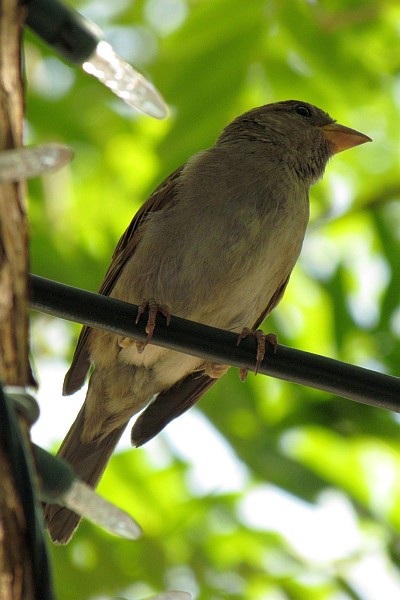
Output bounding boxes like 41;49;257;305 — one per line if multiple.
0;1;35;598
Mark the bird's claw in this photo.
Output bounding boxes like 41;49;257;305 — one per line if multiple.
237;328;277;381
135;299;171;351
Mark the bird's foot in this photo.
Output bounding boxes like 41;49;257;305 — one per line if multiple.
237;328;277;381
135;299;171;353
204;362;229;379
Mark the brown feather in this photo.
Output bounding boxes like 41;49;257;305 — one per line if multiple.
252;275;291;331
63;166;184;396
43;404;127;544
131;372;216;447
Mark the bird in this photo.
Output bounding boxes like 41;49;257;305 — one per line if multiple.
44;100;371;543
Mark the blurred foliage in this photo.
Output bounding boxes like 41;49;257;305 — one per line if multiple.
24;0;400;598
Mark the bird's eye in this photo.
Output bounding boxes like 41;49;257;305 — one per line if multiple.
295;105;311;117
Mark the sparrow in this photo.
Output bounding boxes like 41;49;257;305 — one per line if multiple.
44;100;371;543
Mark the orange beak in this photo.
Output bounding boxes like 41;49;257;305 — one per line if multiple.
321;123;372;155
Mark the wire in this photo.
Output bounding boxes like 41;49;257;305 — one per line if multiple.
0;385;55;599
29;274;400;413
24;0;98;64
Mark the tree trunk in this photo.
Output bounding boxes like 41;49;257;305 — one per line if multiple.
0;1;35;598
0;0;31;386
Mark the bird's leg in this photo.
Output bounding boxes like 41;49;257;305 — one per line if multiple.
204;362;229;379
237;328;277;381
134;299;171;353
118;300;171;352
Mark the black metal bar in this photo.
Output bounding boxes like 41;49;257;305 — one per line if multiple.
29;274;400;412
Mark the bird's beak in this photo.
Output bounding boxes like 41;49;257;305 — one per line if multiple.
321;123;372;154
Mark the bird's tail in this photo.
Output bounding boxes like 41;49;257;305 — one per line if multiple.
43;403;128;545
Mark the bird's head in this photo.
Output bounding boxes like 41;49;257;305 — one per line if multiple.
217;100;371;184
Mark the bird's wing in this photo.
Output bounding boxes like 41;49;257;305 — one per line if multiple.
251;275;290;330
63;166;185;395
131;372;217;446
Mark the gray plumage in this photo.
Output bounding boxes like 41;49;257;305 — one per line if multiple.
43;100;370;543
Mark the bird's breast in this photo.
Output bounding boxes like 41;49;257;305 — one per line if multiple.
113;157;310;335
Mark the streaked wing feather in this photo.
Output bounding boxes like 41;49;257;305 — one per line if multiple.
63;166;185;395
251;275;290;330
131;373;217;446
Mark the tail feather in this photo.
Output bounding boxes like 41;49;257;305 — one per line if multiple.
43;404;128;545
